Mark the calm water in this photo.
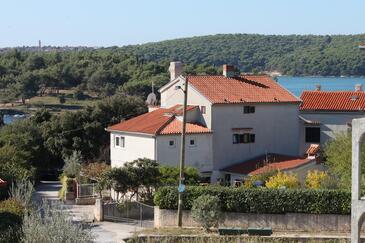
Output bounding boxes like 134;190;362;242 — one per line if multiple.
277;76;365;97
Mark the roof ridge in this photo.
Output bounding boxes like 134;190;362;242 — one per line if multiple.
155;115;176;135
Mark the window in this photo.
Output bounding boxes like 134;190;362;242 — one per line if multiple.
243;106;255;114
189;138;196;147
115;136;125;148
305;127;320;143
169;139;176;148
201;106;206;114
233;133;255;144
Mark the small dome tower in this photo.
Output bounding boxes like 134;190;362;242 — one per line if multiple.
146;81;159;112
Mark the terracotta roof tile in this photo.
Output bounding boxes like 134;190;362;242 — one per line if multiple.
306;144;320;156
222;154;312;175
300;91;365;111
160;118;212;135
107;105;211;135
188;75;300;104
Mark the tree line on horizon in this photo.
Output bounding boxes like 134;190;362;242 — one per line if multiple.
1;33;365;103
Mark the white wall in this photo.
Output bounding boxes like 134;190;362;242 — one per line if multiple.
160;78;212;128
299;112;365;154
156;134;213;172
110;132;156;168
211;103;300;170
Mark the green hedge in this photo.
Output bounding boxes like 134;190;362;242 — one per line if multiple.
154;186;351;215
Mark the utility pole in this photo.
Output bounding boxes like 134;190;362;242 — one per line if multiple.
177;77;188;227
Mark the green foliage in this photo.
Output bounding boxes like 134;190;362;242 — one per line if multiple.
191;195;222;231
0;198;24;242
324;133;359;190
9;180;34;208
59;175;68;200
58;94;66;104
62;150;83;178
154;186;351;214
243;168;279;188
305;170;339;189
122;33;365;76
106;158;160;201
21;201;94;243
158;166;200;186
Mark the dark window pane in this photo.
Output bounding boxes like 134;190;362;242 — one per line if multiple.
305;127;320;143
250;134;255;143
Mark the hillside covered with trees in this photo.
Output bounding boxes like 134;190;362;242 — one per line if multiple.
1;33;365;104
121;33;365;76
0;49;218;103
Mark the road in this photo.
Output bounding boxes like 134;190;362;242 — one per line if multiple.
33;181;144;243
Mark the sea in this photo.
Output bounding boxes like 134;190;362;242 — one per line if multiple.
277;76;365;97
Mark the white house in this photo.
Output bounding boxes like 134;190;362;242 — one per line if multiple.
107;62;325;184
299;84;365;153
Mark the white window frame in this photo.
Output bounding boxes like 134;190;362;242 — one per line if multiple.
115;135;125;148
168;139;176;148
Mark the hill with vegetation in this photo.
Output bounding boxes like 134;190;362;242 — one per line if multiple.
121;33;365;76
1;33;365;106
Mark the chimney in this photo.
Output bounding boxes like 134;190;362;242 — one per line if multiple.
315;84;321;91
169;61;183;81
223;64;236;78
355;84;363;92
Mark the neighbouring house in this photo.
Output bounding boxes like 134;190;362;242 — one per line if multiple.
222;144;323;183
299;84;365;153
107;62;313;184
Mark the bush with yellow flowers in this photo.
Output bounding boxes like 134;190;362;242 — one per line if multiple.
265;172;300;189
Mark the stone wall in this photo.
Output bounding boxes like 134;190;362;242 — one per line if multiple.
154;207;360;232
75;197;96;205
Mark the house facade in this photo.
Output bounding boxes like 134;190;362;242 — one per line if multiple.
107;62;320;184
299;85;365;153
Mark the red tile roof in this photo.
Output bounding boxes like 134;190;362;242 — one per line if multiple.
107;105;211;135
300;91;365;111
159;118;211;135
188;75;300;104
223;154;312;175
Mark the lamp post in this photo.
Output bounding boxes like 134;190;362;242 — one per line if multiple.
176;77;188;227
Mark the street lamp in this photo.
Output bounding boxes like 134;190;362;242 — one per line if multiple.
175;77;188;227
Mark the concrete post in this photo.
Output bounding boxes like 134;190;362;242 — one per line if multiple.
351;118;365;242
94;198;104;222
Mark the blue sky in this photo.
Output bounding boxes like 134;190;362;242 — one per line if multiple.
1;0;364;47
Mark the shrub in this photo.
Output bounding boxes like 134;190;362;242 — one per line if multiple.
191;195;222;231
265;172;300;189
243;168;279;188
305;170;328;189
63;150;83;178
0;198;24;242
154;186;351;214
159;166;200;186
59;94;66;104
73;89;85;100
9;180;34;208
21;201;94;243
0;185;8;200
